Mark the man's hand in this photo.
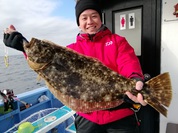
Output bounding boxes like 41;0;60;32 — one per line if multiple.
125;81;147;106
3;25;27;52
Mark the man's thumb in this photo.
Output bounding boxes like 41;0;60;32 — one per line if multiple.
9;25;16;30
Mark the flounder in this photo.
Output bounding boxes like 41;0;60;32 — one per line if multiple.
23;38;172;117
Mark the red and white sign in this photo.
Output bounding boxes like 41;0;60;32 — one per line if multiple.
120;14;126;30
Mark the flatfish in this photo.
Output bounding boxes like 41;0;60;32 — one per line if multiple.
23;38;172;117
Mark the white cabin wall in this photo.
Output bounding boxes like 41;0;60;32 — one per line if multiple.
160;0;178;133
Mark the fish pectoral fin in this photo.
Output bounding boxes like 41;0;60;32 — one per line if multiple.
36;75;42;81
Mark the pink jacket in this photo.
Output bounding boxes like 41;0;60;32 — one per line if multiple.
67;27;143;124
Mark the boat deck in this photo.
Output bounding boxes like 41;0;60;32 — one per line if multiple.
0;87;76;133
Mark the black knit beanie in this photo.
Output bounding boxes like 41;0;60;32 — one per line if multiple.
75;0;102;26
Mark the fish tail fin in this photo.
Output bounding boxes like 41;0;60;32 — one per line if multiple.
144;72;172;117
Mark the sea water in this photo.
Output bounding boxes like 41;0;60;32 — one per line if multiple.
0;54;45;96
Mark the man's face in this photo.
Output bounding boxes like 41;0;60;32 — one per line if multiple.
79;9;102;34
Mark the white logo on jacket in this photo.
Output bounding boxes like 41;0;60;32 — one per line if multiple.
105;41;113;46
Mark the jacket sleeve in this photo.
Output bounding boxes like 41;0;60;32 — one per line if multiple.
115;36;144;80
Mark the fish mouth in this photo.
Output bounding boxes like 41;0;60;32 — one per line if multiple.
23;39;30;48
23;38;36;53
23;37;38;51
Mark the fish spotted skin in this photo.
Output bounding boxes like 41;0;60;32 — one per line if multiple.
23;38;172;117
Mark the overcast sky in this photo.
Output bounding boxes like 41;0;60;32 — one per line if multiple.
0;0;79;56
